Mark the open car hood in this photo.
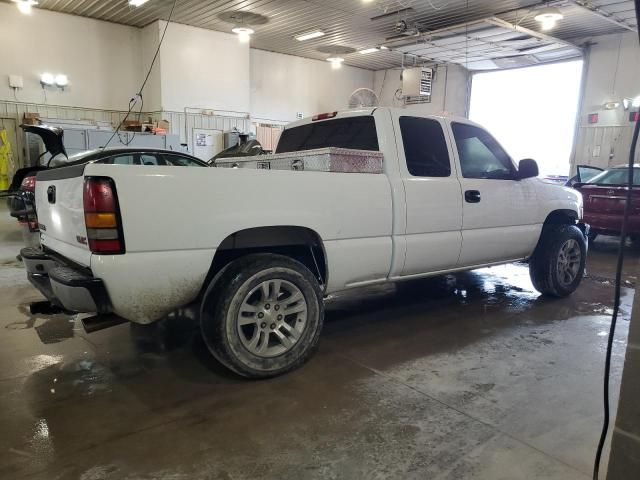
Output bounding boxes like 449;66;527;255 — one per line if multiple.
20;124;67;160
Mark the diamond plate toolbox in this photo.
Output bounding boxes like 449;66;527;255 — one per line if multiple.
215;147;383;174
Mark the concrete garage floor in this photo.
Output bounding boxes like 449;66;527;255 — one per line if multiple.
0;205;635;480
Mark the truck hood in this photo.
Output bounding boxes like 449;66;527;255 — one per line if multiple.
21;125;67;160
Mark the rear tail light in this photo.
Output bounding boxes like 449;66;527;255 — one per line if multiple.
83;177;125;254
21;175;36;192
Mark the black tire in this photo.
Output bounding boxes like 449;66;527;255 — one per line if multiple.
200;253;324;378
588;230;598;243
529;224;586;297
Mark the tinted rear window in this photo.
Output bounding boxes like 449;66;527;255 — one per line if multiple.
276;116;379;153
400;116;451;177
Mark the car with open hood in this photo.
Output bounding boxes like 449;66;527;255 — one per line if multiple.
7;124;208;247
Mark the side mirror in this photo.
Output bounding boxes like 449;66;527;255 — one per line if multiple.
518;159;539;180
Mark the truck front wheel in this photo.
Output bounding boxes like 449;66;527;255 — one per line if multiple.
200;253;324;378
529;224;586;297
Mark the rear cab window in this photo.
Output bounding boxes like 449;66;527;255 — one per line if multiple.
276;116;379;153
399;117;451;177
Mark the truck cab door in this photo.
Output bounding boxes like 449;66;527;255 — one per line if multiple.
448;121;539;266
392;114;463;277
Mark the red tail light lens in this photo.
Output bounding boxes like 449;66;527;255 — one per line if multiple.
312;112;338;121
21;175;36;192
83;177;125;254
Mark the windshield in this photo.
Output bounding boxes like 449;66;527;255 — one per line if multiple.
587;168;640;186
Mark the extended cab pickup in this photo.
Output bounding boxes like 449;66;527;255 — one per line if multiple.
23;108;586;378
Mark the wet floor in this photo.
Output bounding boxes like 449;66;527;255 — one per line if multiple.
0;206;636;480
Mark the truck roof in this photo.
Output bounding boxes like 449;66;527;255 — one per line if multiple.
285;107;476;130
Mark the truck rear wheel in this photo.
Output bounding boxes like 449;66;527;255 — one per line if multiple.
200;253;324;378
529;224;586;297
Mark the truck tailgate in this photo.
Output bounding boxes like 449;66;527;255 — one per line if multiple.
35;165;92;267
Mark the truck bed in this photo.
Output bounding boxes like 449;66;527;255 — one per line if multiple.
35;163;394;322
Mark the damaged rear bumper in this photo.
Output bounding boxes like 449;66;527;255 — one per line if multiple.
21;247;112;314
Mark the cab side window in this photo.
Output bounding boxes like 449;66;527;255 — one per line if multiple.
399;117;451;177
452;123;515;180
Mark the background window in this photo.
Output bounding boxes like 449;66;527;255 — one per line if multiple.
452;123;515;180
399;117;451;177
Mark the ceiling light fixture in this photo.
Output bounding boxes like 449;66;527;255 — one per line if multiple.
128;0;151;6
359;47;380;54
327;57;344;69
232;26;254;42
12;0;38;14
295;30;325;41
534;6;564;31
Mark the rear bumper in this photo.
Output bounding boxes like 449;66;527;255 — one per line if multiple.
22;247;111;314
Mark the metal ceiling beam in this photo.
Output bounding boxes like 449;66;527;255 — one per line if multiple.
570;0;637;32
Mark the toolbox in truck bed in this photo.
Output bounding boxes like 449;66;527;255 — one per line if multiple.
213;147;383;173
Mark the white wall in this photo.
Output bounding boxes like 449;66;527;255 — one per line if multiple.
572;32;640;170
373;64;470;117
580;32;640;125
139;22;163;113
250;50;375;123
158;21;250;114
0;2;141;111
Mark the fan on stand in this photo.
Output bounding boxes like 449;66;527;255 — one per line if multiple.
348;88;380;108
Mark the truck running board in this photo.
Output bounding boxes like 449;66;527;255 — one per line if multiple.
81;314;128;333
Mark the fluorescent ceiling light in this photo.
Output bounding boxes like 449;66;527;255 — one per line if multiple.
534;6;563;31
40;73;54;86
295;30;325;41
128;0;150;6
12;0;38;14
327;57;344;69
232;26;254;42
359;47;380;54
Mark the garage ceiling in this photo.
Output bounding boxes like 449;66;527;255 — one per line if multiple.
23;0;639;70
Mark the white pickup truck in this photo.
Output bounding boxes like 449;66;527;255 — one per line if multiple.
22;108;586;378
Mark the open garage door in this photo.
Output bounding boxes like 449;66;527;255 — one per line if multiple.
469;60;583;178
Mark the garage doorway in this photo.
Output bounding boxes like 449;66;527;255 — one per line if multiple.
469;60;583;177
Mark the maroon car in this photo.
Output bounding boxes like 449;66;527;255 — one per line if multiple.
573;165;640;242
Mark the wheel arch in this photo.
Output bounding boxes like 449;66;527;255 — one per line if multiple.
201;226;328;297
543;209;579;227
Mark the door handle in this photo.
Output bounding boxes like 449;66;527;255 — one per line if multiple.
47;185;56;204
465;190;481;203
